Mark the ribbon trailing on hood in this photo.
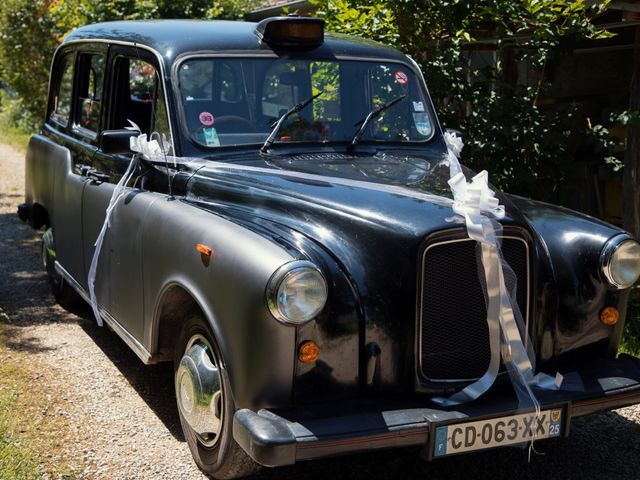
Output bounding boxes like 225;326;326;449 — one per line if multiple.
433;132;563;417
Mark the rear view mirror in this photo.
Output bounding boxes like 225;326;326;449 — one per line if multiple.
100;129;138;155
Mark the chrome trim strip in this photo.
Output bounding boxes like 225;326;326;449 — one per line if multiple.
417;235;531;383
171;52;437;149
54;260;153;364
52;39;175;154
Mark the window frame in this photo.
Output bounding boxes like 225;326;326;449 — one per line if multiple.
67;43;108;143
172;52;438;154
47;49;77;130
73;50;107;139
105;46;170;139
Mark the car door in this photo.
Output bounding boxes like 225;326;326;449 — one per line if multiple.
43;46;97;288
81;45;171;341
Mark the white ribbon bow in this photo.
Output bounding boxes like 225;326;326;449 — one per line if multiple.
434;133;562;412
125;120;163;158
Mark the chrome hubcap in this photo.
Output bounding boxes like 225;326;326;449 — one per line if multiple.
176;334;223;447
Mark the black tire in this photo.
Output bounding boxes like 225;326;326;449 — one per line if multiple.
174;312;261;479
42;228;84;310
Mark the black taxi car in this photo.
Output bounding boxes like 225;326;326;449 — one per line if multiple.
18;16;640;478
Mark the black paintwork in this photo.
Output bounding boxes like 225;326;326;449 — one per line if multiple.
182;148;627;402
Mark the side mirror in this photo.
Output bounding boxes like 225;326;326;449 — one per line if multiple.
99;129;138;155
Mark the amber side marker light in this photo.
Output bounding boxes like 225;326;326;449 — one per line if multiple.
298;341;319;363
600;306;619;326
196;244;213;257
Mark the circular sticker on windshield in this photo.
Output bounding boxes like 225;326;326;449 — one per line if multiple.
199;111;215;126
394;71;408;85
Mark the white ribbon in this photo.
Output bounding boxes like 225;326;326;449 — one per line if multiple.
126;120;164;158
433;133;562;411
88;120;150;326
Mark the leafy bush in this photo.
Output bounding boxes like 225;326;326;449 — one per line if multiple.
313;0;613;200
0;0;58;131
0;0;259;133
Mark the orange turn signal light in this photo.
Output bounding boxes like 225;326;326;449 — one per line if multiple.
298;340;319;363
600;306;619;326
196;243;213;257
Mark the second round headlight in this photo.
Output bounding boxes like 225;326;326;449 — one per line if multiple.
267;261;328;325
602;236;640;289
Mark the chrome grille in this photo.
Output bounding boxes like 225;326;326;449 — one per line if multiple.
418;235;530;382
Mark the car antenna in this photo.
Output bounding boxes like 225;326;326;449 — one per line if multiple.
133;42;174;200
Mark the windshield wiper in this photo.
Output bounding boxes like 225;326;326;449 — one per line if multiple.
260;91;323;154
348;94;407;155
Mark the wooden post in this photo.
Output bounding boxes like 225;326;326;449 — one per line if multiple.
623;25;640;238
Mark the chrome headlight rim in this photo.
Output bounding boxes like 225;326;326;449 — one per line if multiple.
600;234;640;290
266;260;328;325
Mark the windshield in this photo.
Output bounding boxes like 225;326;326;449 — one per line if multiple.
177;57;434;149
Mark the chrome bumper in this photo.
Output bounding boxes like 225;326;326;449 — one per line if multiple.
233;355;640;467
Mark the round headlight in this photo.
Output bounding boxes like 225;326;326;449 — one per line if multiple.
267;261;328;325
601;236;640;289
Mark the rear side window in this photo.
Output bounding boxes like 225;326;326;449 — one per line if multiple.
77;53;105;133
49;55;74;126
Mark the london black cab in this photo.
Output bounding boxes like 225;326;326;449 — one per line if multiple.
18;16;640;478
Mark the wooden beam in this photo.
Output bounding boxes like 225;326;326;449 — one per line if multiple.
623;25;640;237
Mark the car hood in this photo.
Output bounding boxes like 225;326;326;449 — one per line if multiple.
184;150;527;240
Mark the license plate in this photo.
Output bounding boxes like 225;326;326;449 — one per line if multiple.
433;408;563;457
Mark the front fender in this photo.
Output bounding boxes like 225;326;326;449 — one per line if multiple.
507;195;630;359
142;197;296;410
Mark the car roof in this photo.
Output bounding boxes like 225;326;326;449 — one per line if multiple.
62;20;409;65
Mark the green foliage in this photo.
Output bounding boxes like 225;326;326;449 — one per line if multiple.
314;0;614;199
205;0;259;20
0;0;260;132
0;0;58;131
313;0;398;45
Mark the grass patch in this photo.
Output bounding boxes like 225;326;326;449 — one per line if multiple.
0;99;34;153
0;308;78;479
0;365;41;480
0;123;30;153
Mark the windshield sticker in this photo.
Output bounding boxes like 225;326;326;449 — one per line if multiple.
413;112;432;136
412;101;425;112
203;127;220;147
199;111;215;126
394;71;408;85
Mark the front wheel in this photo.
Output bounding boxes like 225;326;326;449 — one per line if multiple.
174;313;260;479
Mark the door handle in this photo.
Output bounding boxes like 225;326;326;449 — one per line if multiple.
75;163;94;176
87;170;110;183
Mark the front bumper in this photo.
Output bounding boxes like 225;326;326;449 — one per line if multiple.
233;355;640;467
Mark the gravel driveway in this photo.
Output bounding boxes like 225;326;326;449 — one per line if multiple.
1;140;639;479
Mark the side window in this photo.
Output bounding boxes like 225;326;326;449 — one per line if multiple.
77;53;105;133
111;56;172;153
49;55;74;126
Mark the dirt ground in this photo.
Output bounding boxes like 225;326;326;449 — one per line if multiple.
1;140;640;479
